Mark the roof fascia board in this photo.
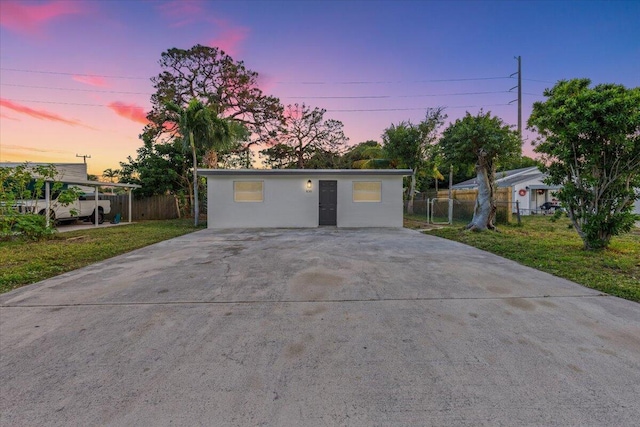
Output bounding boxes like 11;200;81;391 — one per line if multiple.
198;169;413;176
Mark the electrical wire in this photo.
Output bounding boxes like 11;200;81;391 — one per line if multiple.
1;83;520;100
2;98;514;112
0;68;147;80
1;83;150;95
1;67;515;85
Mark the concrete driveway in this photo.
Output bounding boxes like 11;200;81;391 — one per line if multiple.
1;228;639;426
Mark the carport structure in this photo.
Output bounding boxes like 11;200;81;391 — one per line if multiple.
42;178;140;227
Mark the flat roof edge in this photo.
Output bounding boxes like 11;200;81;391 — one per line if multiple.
198;169;413;176
44;178;141;188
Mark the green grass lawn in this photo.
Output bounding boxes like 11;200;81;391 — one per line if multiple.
0;219;204;294
416;215;640;302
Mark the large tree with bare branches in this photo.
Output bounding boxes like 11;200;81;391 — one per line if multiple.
261;103;348;168
144;44;283;166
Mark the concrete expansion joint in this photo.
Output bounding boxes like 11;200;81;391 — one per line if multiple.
0;294;608;308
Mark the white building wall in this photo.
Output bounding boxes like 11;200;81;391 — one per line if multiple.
207;174;403;228
512;176;557;214
336;176;404;227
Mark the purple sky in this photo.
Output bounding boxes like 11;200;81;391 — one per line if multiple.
1;0;638;175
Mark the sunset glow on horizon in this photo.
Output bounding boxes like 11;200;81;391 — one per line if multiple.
1;0;638;177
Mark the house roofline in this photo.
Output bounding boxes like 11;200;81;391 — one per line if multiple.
198;169;413;176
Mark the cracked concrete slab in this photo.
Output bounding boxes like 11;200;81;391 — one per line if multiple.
1;228;639;426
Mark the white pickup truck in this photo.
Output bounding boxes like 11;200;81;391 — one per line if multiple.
16;192;111;224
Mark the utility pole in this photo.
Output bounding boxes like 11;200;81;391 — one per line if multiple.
509;56;522;139
76;154;91;164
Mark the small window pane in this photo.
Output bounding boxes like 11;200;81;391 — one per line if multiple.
234;181;263;202
353;181;381;202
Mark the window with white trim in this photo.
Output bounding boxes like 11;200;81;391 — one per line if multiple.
353;181;381;202
234;181;263;202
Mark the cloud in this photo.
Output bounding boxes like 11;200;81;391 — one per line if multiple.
206;19;250;57
0;0;84;36
255;73;277;93
155;2;249;56
0;98;88;127
0;112;20;121
107;102;149;124
1;144;68;154
157;0;205;27
73;75;108;87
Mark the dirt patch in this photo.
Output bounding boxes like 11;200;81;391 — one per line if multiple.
303;305;328;316
289;269;345;300
285;342;305;358
403;218;445;230
505;298;536;311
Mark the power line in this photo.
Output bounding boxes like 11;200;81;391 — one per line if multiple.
3;99;106;107
398;90;509;98
1;67;513;85
327;104;512;112
278;77;511;85
522;78;555;84
3;98;512;113
1;83;515;100
283;90;511;100
1;83;150;95
0;67;148;80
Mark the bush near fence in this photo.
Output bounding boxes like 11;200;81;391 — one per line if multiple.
102;194;180;221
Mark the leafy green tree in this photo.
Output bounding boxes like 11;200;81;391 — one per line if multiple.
261;103;348;168
1;163;79;240
145;45;283;157
342;141;395;169
528;78;640;250
497;155;542;172
382;107;447;214
120;137;190;201
439;111;521;230
166;98;233;226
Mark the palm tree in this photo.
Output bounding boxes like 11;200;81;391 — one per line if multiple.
165;99;232;226
350;143;395;169
102;168;120;194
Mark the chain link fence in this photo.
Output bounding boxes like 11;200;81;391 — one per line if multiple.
405;198;524;225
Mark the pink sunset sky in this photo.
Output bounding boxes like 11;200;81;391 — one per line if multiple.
1;0;638;177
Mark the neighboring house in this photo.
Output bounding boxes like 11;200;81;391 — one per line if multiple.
450;167;561;215
199;169;412;228
450;166;640;216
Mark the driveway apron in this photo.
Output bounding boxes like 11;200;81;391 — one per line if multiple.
1;228;639;426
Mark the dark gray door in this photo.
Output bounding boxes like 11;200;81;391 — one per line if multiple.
319;180;337;226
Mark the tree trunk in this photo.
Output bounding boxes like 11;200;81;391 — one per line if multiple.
466;160;496;231
407;169;416;215
191;132;199;227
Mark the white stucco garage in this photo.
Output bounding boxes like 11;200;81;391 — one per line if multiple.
199;169;412;228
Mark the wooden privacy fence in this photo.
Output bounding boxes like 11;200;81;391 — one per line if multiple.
102;194;180;221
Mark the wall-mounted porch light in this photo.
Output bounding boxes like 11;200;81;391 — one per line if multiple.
306;179;313;192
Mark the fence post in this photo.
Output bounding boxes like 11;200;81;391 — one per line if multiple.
516;200;521;225
426;198;430;224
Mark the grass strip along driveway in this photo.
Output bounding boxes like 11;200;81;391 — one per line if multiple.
412;215;640;303
3;216;638;303
0;220;204;294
